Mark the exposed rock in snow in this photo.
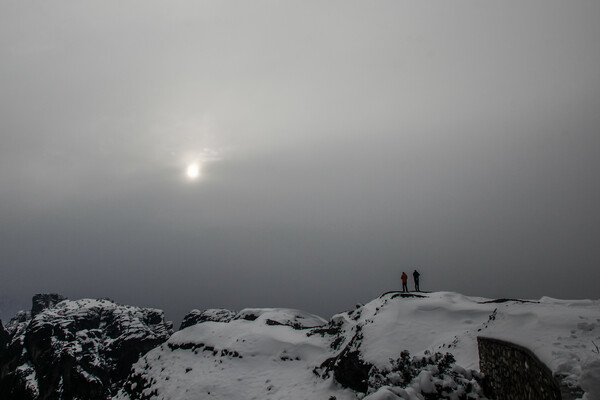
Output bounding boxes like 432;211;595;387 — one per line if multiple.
233;308;328;329
31;293;66;317
179;307;327;331
322;348;373;393
179;309;236;330
0;295;173;400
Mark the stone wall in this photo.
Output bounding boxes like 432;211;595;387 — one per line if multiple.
478;336;561;400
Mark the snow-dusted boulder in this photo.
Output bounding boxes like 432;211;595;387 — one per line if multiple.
233;307;328;329
0;295;173;400
179;308;236;330
179;307;327;331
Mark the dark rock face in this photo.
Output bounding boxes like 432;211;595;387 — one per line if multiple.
328;349;372;392
0;295;173;400
0;319;8;351
179;308;236;330
31;293;67;317
315;325;373;393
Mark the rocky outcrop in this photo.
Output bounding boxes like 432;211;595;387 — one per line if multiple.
179;308;236;330
0;294;173;400
232;308;328;329
315;324;373;392
326;349;373;392
31;293;66;317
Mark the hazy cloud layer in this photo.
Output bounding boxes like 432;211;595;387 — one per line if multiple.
1;1;599;324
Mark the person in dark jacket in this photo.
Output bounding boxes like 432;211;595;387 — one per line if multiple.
413;269;420;292
401;272;408;292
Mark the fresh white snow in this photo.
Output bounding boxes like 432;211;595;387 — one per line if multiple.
114;292;600;400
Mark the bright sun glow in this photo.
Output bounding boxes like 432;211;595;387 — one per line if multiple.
186;163;200;179
182;148;220;182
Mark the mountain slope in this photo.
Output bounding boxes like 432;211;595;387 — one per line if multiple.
115;291;600;400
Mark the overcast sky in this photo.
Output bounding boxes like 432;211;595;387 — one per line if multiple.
1;1;599;325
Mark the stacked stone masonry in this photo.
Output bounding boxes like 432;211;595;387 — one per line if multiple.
478;336;562;400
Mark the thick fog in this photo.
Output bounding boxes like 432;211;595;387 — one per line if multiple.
1;1;599;325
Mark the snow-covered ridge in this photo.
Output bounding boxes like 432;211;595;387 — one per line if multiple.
115;291;600;400
2;292;599;400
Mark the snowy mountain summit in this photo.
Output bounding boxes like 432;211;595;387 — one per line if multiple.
0;294;173;400
114;292;600;400
2;292;599;400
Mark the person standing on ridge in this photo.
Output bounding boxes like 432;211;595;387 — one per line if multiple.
401;272;408;292
413;269;420;292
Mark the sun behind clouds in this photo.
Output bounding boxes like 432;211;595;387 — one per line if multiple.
186;163;201;180
180;148;221;182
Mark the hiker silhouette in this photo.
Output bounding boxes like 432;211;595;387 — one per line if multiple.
413;269;420;292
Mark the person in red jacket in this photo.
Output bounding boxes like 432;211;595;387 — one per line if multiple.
401;272;408;292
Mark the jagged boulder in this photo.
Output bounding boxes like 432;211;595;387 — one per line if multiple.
0;295;173;400
179;308;236;330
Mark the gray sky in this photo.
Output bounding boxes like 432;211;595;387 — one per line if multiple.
1;1;599;326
